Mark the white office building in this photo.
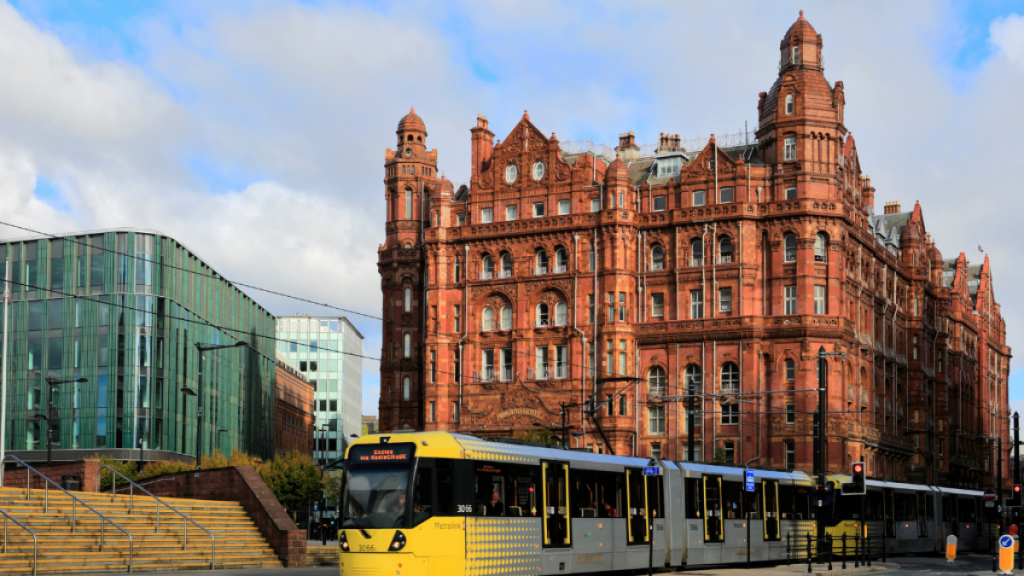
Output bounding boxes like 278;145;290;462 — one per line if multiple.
275;315;363;465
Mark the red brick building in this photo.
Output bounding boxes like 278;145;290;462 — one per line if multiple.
274;355;316;457
377;13;1011;488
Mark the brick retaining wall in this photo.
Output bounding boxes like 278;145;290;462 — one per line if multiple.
3;459;100;492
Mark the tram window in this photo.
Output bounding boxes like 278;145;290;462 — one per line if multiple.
779;484;811;520
867;490;884;521
941;496;950;522
435;459;456;516
894;493;915;521
722;480;743;519
744;482;762;519
834;493;860;520
412;467;433;523
571;469;623;518
473;462;540;517
925;495;935;521
646;476;663;518
958;498;976;523
685;478;704;519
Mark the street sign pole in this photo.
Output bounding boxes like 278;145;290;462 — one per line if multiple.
745;469;754;568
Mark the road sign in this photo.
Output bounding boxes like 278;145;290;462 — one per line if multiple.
314;504;319;511
1000;534;1015;573
1001;535;1014;549
642;466;661;476
745;469;755;492
985;489;997;502
987;501;996;508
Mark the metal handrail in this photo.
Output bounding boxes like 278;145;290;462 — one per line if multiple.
4;455;133;572
97;465;216;570
0;509;37;575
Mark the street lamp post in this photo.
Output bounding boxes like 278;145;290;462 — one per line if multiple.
194;341;248;472
180;386;197;466
36;377;87;466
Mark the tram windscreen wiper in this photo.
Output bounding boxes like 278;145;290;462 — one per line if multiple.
346;515;372;539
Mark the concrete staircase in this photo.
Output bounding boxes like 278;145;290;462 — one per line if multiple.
306;545;338;566
0;486;282;573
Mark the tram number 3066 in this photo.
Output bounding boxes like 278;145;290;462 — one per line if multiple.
458;505;474;514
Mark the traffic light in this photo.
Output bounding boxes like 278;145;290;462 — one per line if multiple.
841;462;866;495
1010;484;1023;508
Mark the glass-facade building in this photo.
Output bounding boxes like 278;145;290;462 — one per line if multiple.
274;315;362;465
0;229;277;463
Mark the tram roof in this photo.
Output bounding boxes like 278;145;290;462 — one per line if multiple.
676;462;813;484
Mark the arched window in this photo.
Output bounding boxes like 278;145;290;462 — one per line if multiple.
785;358;795;381
536;303;549;327
402;377;410;401
403;287;411;312
482;307;495;331
403;333;411;358
404;241;412;249
814;233;827;262
500;252;513;277
785;93;794;115
481;254;493;279
721;362;739;393
719;238;733;264
650;245;664;271
535;250;548;275
500;306;512;330
555;248;568;273
648;366;666;395
791;45;800;65
555;302;568;326
691;239;704;266
784;233;796;262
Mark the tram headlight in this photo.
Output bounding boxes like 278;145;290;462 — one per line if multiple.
340;531;349;552
389;530;407;552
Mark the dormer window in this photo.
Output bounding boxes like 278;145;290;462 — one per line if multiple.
791;46;800;65
785;94;794;115
657;156;681;178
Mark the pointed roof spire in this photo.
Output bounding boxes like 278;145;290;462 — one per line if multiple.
799;9;804;19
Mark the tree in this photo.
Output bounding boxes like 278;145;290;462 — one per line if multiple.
514;428;559;446
259;451;323;512
324;470;345;507
91;455;139;490
712;446;727;464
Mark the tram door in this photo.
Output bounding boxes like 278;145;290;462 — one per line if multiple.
916;492;928;538
541;462;571;547
948;496;960;537
762;480;780;541
625;469;649;545
703;475;723;543
883;491;895;538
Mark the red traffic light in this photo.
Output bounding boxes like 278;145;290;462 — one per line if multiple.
853;464;863;473
1015;485;1022;494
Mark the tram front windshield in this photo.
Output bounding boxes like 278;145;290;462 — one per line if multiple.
344;443;415;530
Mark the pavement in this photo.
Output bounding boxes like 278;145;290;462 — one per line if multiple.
669;561;898;576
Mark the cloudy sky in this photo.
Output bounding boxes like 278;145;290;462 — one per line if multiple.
0;0;1022;417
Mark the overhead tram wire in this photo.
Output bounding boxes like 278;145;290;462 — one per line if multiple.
0;220;631;384
0;277;581;399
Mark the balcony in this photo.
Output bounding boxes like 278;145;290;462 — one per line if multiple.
690;258;703;267
784;250;796;262
498;269;512;279
534;267;547;276
529;366;551;380
648;387;665;399
555;364;568;379
479;271;493;280
477;368;495;382
553;265;567;274
501;367;513;381
648;263;664;272
536;319;550;328
716;255;732;264
896;353;907;365
885;346;895;360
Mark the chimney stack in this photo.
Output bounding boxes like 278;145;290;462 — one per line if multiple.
884;201;901;215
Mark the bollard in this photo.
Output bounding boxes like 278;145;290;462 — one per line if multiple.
946;534;958;564
854;533;859;568
827;534;833;571
807;532;813;574
842;533;847;569
787;534;791;565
